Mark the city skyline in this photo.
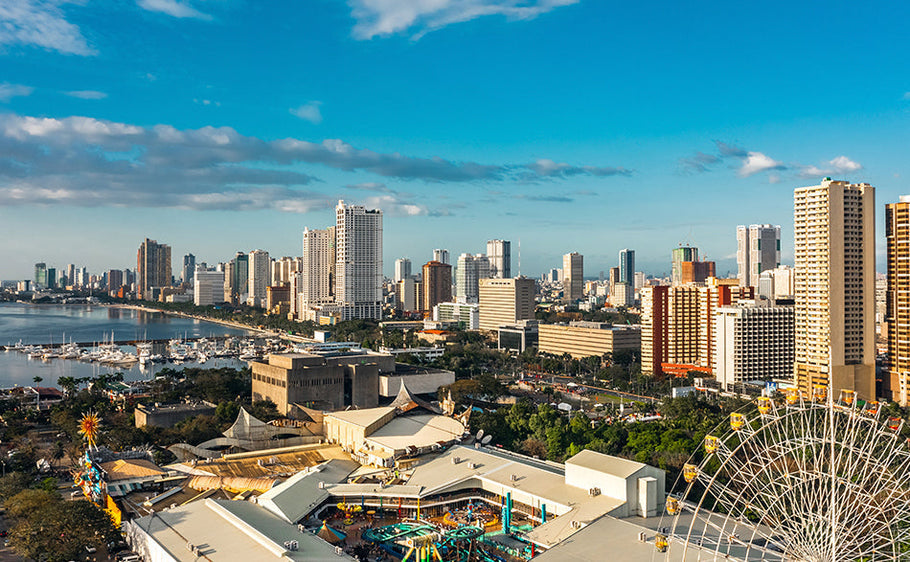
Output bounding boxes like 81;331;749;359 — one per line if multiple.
1;2;909;278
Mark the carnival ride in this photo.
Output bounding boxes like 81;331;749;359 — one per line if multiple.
658;388;910;561
72;411;104;502
363;522;488;562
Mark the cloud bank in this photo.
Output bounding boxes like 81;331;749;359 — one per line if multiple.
0;0;95;55
679;141;862;181
0;113;627;214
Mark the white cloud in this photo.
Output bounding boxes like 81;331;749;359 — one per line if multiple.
738;151;785;177
0;0;95;55
64;90;107;100
290;101;323;124
828;155;861;173
136;0;211;20
349;0;578;40
799;155;863;178
0;83;34;102
0;112;627;212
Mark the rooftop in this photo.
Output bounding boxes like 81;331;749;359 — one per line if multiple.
170;444;350;479
565;449;647;478
365;414;464;453
325;407;395;429
100;458;167;481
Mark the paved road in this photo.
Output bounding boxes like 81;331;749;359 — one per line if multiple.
542;373;660;404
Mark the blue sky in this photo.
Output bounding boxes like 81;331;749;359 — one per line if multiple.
1;0;908;279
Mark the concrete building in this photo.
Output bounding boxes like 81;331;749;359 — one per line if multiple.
498;321;539;353
619;249;635;285
422;260;452;312
335;200;383;320
486;239;511;279
251;351;393;414
794;179;875;399
737;224;781;288
432;248;449;265
182;253;195;286
396;278;422;313
562;252;584;302
455;252;489;302
680;260;715;285
230;252;249;304
758;265;795;301
611;281;634;308
715;300;795;391
478;277;536;331
671;246;698;286
247;249;271;308
433;301;479;330
394;258;411;282
137;238;171;300
300;227;335;310
886;196;910;404
135;401;216;428
538;322;640;359
193;267;225;306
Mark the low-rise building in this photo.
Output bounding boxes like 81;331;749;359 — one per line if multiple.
498;320;539;353
538;322;641;359
433;301;480;330
135;401;216;428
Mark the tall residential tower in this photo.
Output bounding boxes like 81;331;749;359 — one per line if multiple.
486;239;511;279
335;200;383;320
793;179;875;399
736;224;781;288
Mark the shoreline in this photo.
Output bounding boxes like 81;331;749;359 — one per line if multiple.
105;303;277;338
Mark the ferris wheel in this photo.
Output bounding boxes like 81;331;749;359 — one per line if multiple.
655;387;910;561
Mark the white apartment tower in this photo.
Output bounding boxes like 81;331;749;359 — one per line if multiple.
301;227;336;307
335;200;383;320
394;258;412;282
247;250;271;308
793;179;875;399
563;252;584;302
433;249;450;265
737;224;781;288
456;253;491;303
486;240;511;279
194;267;225;307
715;301;795;391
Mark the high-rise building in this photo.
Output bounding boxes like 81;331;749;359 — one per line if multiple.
137;238;172;300
634;271;646;290
272;256;299;286
619;249;635;285
671;246;698;286
486;240;511;279
886;196;910;405
230;252;249;303
433;249;450;265
394;258;412;283
75;267;88;288
478;277;536;331
247;249;271;308
794;179;875;399
396;278;421;312
301;227;335;308
680;260;716;285
455;253;490;303
335;200;383;320
737;224;781;288
563;252;583;302
757;265;795;301
46;267;57;288
422;261;452;312
641;286;668;376
182;254;196;286
715;300;795;391
34;263;47;290
107;269;123;294
65;264;76;287
194;267;225;306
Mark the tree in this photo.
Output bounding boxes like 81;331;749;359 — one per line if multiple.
32;376;42;386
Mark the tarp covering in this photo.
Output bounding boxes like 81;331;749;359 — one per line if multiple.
316;522;346;544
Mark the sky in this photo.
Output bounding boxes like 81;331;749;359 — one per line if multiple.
1;0;908;279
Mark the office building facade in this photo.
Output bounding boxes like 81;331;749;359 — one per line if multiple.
563;252;584;302
137;238;172;300
422;261;452;312
394;258;412;282
478;277;536;331
737;224;781;288
671;246;698;286
455;253;490;303
715;301;795;391
486;239;511;279
247;249;271;308
619;249;635;285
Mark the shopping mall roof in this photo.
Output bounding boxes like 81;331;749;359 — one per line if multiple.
256;458;359;524
127;498;353;562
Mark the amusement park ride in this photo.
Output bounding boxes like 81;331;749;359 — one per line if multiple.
657;387;910;561
71;411;122;525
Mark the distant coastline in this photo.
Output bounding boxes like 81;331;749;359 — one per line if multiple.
105;303;273;338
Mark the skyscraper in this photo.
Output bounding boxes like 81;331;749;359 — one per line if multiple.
619;249;635;285
422;261;452;312
794;179;875;399
247;250;271;308
137;238;172;300
335;200;383;320
394;258;412;282
478;277;536;331
486;240;511;279
34;263;47;289
433;249;450;265
456;253;490;303
671;246;698;286
562;252;583;301
182;254;196;286
301;227;335;308
231;252;249;303
736;224;781;288
885;196;910;405
194;267;225;306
